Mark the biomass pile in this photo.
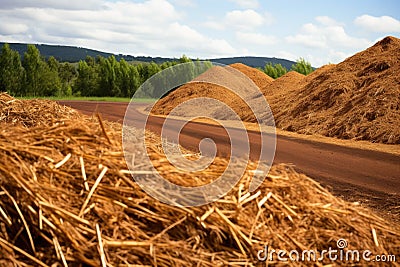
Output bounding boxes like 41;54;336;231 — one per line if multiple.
0;93;80;127
263;71;305;96
229;63;274;89
153;36;399;144
151;65;260;122
1;95;400;266
303;63;336;83
271;36;400;144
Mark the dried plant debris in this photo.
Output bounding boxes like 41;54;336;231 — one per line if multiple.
271;36;400;144
0;93;80;127
154;36;400;144
0;96;399;266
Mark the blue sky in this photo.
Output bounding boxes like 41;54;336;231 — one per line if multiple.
0;0;399;66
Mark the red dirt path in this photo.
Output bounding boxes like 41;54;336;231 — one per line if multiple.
58;100;400;221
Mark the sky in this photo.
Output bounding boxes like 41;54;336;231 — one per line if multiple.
0;0;399;67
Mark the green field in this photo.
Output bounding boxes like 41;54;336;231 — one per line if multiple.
16;96;156;103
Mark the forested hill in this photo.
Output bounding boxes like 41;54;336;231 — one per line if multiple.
0;42;296;69
211;57;295;71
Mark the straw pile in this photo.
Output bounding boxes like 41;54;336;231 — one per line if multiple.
0;93;80;127
271;36;400;144
1;95;399;266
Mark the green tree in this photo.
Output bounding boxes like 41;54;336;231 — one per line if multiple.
263;63;287;79
275;64;288;78
22;45;60;96
179;54;192;63
74;60;98;96
291;58;314;75
0;43;24;95
118;59;140;97
98;56;121;96
22;44;41;96
47;56;59;72
38;61;61;96
264;63;278;79
128;65;140;96
139;62;161;84
85;55;96;67
59;62;77;84
58;63;77;97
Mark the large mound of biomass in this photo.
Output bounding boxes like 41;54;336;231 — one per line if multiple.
271;36;400;144
1;96;399;266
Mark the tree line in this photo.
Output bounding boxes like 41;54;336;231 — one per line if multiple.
261;58;314;79
0;43;314;98
0;44;195;98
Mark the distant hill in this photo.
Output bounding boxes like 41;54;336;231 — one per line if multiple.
210;57;295;70
0;42;297;69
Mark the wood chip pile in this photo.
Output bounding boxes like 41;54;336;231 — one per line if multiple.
271;36;400;144
152;36;400;144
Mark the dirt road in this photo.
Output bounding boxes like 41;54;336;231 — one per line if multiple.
58;100;400;219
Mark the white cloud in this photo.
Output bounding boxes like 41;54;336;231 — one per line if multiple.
0;22;28;35
263;11;275;26
286;16;371;49
302;49;352;67
225;9;265;30
0;0;103;10
286;33;326;48
276;50;297;62
170;0;196;7
228;0;259;9
315;16;344;27
202;21;225;31
354;15;400;33
0;0;237;57
204;9;266;31
236;32;278;46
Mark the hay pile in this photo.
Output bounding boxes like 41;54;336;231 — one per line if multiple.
271;36;400;144
0;93;80;127
1;95;400;266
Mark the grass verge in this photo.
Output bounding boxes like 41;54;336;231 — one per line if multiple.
16;96;156;103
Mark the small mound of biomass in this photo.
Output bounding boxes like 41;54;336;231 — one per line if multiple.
0;93;80;127
151;65;260;122
151;64;276;124
271;36;400;144
263;71;305;96
1;97;400;266
229;63;274;89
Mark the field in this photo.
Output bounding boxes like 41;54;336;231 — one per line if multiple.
1;36;400;266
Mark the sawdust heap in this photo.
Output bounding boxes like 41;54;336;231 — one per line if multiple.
1;96;399;266
151;65;259;122
263;71;305;96
272;36;400;144
229;63;274;89
303;63;336;83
